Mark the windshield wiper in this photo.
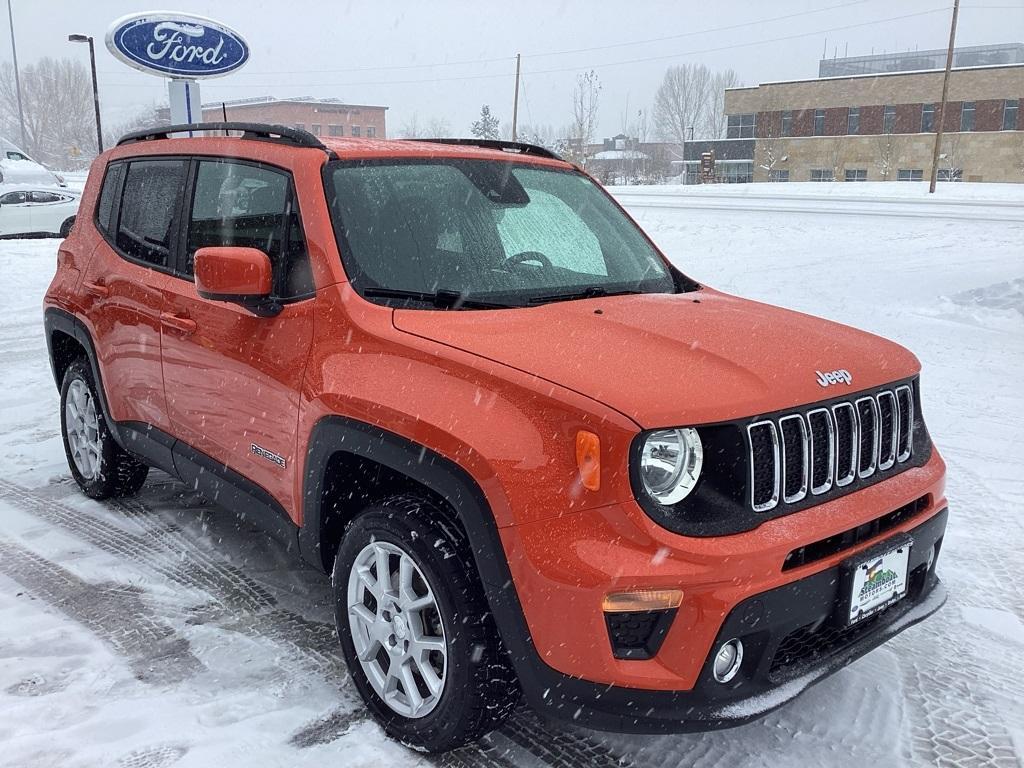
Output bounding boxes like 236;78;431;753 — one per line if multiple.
362;287;515;309
526;286;643;305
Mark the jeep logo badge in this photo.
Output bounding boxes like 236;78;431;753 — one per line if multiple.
816;369;853;387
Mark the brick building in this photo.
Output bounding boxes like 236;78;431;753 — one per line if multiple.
162;96;389;138
725;62;1024;183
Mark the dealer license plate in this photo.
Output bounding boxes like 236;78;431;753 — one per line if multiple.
847;541;911;625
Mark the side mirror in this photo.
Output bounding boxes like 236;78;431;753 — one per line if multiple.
194;246;281;317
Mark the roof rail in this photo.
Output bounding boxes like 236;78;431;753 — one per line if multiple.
116;122;330;152
409;137;563;161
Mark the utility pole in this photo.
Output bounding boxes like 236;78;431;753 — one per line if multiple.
929;0;960;194
511;53;521;142
6;0;28;149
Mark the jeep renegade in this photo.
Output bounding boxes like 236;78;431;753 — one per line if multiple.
44;123;947;752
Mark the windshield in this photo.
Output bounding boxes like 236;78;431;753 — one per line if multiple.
324;159;679;307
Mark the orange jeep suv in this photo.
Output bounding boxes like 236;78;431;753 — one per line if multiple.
44;123;948;752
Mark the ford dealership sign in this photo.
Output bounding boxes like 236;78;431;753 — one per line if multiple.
106;12;249;79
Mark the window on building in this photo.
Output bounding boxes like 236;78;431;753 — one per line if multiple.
883;105;897;134
726;113;755;139
311;124;321;136
366;126;376;138
719;162;753;183
351;126;361;137
781;111;793;137
844;169;868;182
768;169;790;182
328;124;343;137
810;169;834;182
937;168;963;182
294;123;305;131
813;109;825;136
847;107;860;135
921;104;935;132
185;160;313;298
116;159;187;268
1003;99;1019;130
897;169;924;181
960;102;975;132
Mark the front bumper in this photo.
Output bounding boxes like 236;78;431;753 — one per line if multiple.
511;507;947;732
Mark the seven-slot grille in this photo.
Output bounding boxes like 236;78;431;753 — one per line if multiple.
747;385;914;512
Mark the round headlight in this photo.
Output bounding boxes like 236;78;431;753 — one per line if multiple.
639;428;703;505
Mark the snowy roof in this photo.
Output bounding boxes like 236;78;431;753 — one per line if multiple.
591;149;649;160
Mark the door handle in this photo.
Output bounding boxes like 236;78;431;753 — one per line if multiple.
160;312;197;335
84;281;109;299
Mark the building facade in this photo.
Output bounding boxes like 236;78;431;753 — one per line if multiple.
725;63;1024;183
161;97;389;138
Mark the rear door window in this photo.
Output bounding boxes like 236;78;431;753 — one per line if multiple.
96;163;125;237
116;159;187;268
185;160;313;299
30;191;63;203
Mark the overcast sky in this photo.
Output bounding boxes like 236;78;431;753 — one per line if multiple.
3;0;1021;138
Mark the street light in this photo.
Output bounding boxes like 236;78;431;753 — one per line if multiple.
68;33;104;154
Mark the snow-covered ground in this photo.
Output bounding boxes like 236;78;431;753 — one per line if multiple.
1;182;1022;767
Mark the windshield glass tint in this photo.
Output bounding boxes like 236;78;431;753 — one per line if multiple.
325;160;676;304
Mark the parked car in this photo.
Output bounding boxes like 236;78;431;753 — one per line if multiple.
0;137;67;188
43;123;948;753
0;186;79;238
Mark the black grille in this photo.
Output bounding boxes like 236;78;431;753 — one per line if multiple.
856;398;877;475
780;418;806;501
605;609;676;660
749;423;778;510
782;494;930;571
808;410;832;491
748;384;915;513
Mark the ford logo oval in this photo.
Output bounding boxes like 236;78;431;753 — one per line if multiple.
106;12;249;79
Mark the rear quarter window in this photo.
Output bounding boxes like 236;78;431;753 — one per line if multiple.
96;163;124;236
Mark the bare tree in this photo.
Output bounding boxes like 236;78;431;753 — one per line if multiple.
705;69;741;140
653;64;712;145
400;113;453;139
0;57;97;168
756;106;784;180
874;128;903;181
570;70;601;166
105;105;163;149
939;132;964;181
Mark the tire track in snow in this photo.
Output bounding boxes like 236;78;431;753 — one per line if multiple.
0;537;202;685
6;477;642;768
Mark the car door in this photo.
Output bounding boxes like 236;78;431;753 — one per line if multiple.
160;157;315;519
0;190;32;235
80;158;187;435
28;189;64;234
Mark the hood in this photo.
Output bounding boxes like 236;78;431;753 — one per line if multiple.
392;289;920;429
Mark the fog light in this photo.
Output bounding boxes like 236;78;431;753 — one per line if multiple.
712;639;744;683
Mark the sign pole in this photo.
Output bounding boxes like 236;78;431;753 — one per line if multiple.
6;0;28;149
168;78;201;133
928;0;960;194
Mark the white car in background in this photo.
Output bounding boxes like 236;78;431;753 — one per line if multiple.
0;137;67;188
0;186;80;238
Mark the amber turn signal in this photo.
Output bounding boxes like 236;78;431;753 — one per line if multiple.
575;430;601;491
602;589;684;613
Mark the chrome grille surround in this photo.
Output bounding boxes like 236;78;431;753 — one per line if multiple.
749;386;915;513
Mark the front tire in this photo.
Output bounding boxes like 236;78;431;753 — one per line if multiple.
333;495;519;752
60;359;148;499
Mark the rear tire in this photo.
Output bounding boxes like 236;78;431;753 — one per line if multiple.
333;494;519;752
60;358;148;499
59;216;75;238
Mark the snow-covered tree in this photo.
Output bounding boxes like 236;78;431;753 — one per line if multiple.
471;105;500;140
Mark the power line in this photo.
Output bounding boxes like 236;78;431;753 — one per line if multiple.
98;0;875;79
97;6;954;91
